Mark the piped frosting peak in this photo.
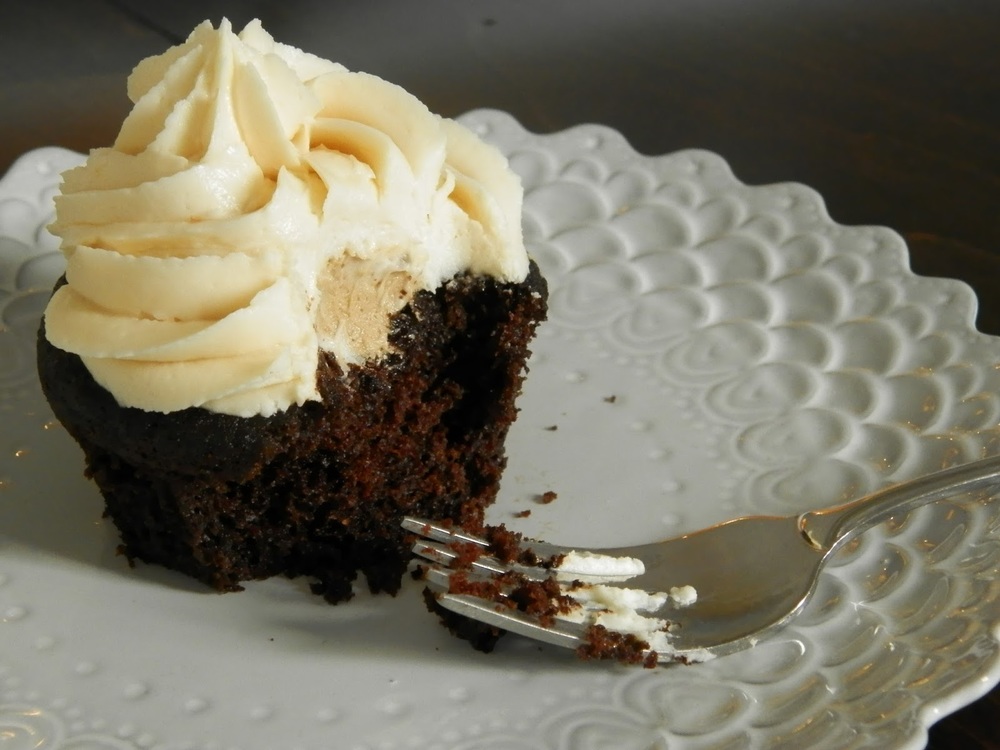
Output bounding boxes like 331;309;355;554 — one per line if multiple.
45;19;529;417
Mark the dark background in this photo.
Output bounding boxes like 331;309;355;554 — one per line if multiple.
3;2;998;746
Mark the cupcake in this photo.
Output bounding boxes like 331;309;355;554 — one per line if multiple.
36;19;547;602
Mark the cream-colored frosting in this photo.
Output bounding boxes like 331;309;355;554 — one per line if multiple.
44;19;529;417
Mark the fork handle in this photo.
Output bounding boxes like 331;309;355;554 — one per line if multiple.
797;453;1000;553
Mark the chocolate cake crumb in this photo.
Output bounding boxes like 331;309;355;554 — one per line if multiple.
447;569;517;602
544;425;558;431
38;264;547;601
482;524;524;563
603;395;617;403
538;490;558;504
444;568;575;628
577;624;657;667
481;524;564;568
506;575;576;626
513;509;531;518
450;542;487;567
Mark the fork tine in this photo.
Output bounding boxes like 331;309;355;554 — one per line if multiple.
420;564;454;591
401;516;489;548
403;515;569;564
405;515;559;581
412;538;512;577
410;528;578;581
434;587;589;651
419;559;595;651
411;538;457;566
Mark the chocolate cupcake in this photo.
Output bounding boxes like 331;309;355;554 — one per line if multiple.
36;19;547;602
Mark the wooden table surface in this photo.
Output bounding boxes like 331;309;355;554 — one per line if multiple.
3;1;998;747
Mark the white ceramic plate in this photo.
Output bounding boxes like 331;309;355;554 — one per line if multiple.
1;110;999;750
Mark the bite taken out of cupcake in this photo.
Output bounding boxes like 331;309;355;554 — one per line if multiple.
37;19;547;603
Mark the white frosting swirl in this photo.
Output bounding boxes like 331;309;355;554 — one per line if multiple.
44;19;529;417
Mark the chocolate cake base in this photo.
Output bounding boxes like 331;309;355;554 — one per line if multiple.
37;263;546;603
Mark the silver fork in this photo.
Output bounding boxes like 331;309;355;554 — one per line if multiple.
404;453;1000;663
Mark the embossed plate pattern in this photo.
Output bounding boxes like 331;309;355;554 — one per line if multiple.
1;110;999;749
